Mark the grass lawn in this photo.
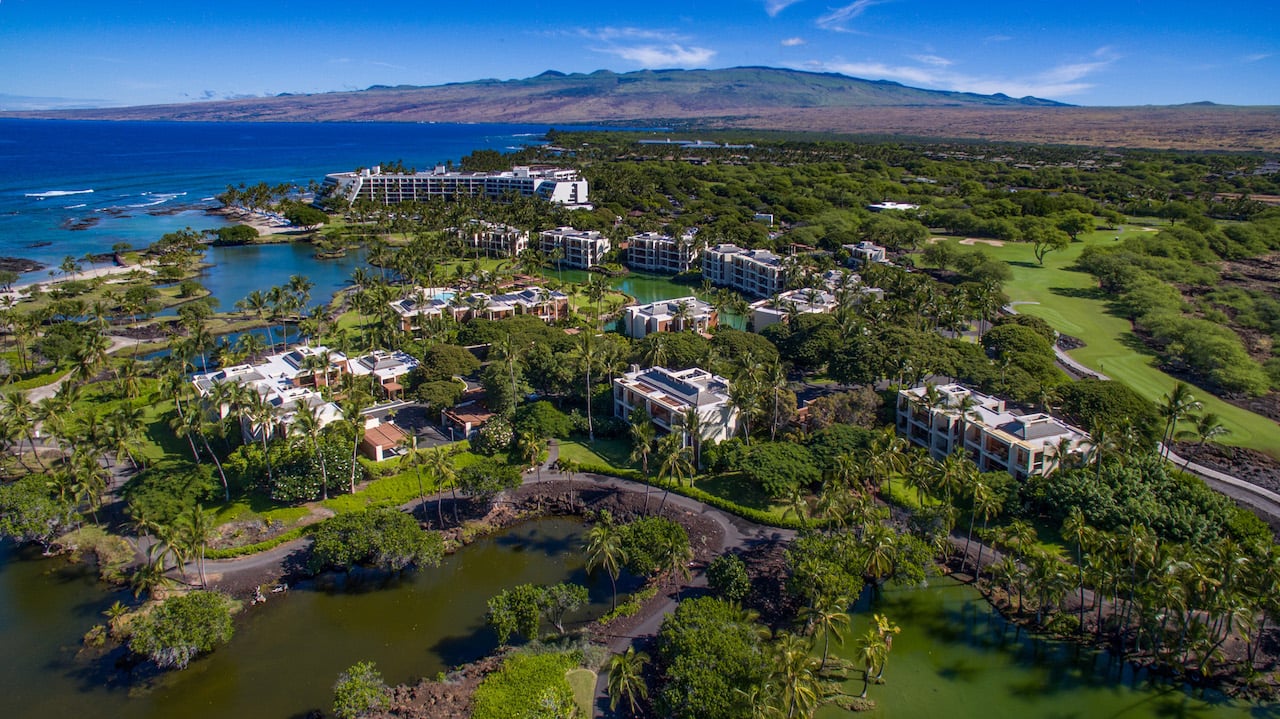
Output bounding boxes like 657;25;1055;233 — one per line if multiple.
556;438;634;472
694;472;788;520
212;498;312;526
322;467;438;513
923;225;1280;456
564;668;596;719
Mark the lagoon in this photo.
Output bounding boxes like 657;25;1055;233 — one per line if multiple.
0;518;612;719
822;578;1257;719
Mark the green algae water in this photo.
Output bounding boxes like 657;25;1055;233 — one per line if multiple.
0;518;608;719
819;578;1261;718
2;533;1269;719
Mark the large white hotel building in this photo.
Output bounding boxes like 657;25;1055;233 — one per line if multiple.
321;165;589;207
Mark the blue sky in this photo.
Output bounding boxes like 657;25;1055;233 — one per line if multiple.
1;0;1276;109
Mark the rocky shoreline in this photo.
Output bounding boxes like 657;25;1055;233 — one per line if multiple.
0;256;46;274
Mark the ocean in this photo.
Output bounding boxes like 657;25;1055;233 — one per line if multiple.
0;119;555;288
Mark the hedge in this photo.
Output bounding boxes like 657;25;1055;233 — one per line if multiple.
597;585;658;624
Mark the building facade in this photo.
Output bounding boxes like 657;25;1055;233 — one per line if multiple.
539;227;611;269
613;365;738;446
191;345;347;443
464;221;529;258
390;286;569;332
749;287;839;331
843;241;889;267
626;231;699;274
623;296;717;338
701;243;788;298
322;165;589;206
896;383;1090;481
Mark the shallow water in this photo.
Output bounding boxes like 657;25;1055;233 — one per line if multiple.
819;578;1262;718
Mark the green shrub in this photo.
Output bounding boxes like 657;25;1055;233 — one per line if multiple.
707;554;751;602
129;591;235;670
471;652;577;719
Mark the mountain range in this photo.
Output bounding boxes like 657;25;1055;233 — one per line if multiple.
7;67;1278;151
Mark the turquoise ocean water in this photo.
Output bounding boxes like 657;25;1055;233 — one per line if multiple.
0;119;555;295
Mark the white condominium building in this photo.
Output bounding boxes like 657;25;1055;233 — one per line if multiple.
389;285;570;332
614;365;738;445
750;270;883;330
464;221;529;258
539;227;611;269
626;231;700;274
896;383;1090;481
750;287;839;331
322;165;589;206
192;345;347;442
623;296;718;339
701;243;788;298
843;241;889;267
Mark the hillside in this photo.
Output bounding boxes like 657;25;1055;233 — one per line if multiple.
7;66;1280;151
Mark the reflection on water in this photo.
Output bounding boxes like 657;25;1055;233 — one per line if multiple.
0;518;617;719
818;578;1260;718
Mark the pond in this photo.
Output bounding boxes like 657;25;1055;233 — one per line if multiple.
543;267;747;330
0;517;611;719
819;578;1262;719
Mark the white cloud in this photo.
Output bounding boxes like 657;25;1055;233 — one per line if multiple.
579;26;715;68
805;48;1116;99
816;0;887;32
910;54;952;67
576;27;683;42
599;44;716;67
782;37;807;47
766;0;804;16
1243;52;1272;63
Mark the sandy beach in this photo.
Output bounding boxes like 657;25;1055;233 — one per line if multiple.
0;263;156;303
214;207;306;236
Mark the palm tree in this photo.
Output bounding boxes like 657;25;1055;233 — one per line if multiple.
1158;381;1201;459
1062;507;1091;634
1174;411;1229;467
243;287;279;350
1085;423;1121;480
798;592;850;670
426;446;460;524
968;482;1005;579
679;405;706;469
4;391;45;470
769;631;822;719
573;331;599;441
399;439;436;524
585;511;627;612
105;402;145;470
853;626;888;699
491;332;526;415
517;430;546;481
341;394;371;494
729;375;762;445
870;613;901;680
655;431;693;515
628;407;657;514
607;647;650;716
175;504;215;589
586;274;610;330
290;403;330;501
